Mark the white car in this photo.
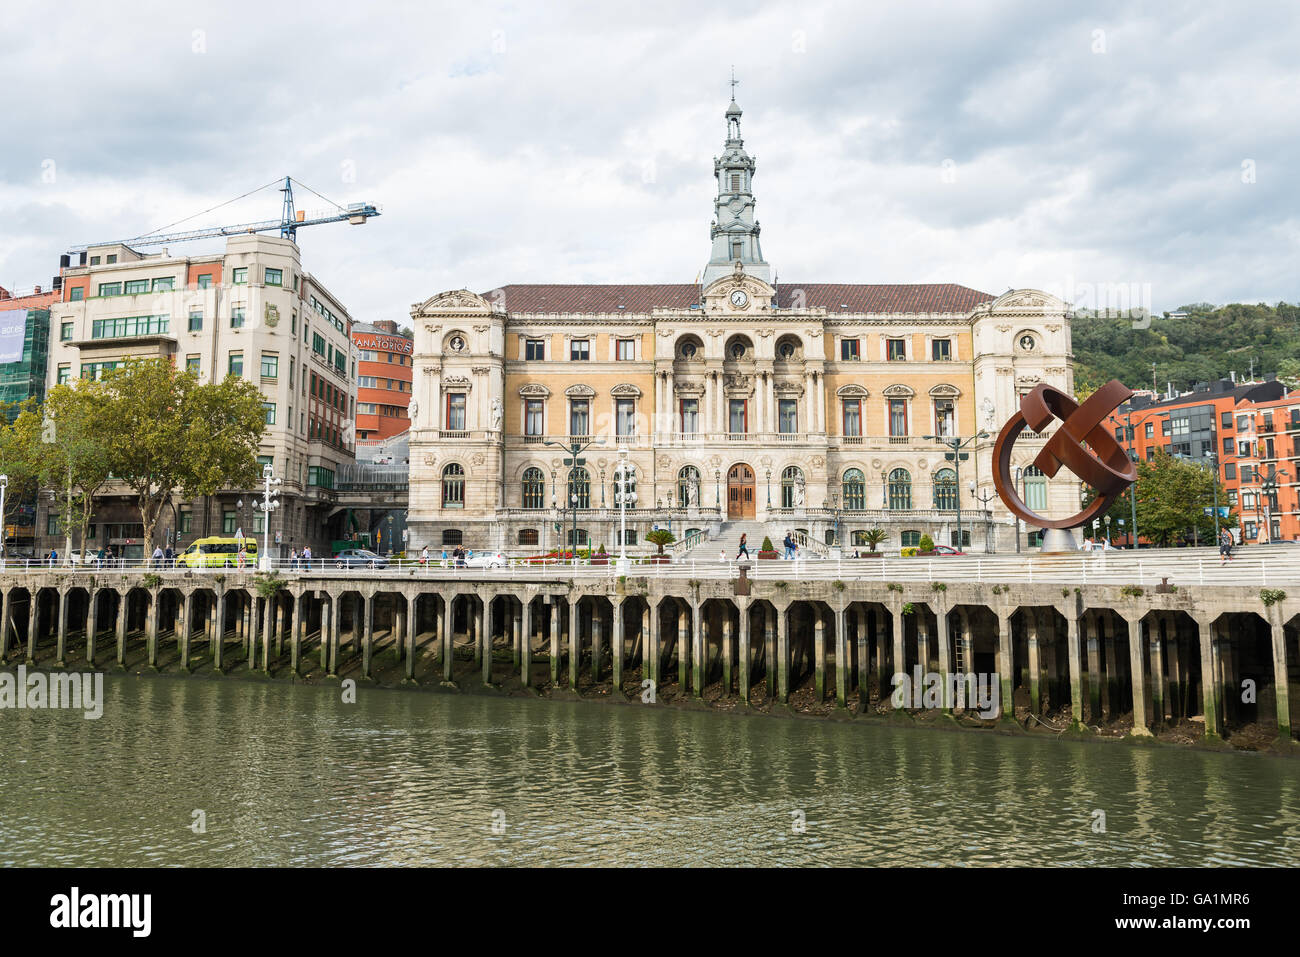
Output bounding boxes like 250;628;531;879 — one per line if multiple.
464;551;508;569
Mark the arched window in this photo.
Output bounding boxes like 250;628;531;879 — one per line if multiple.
678;466;701;506
1023;465;1047;511
900;529;921;547
781;466;804;509
566;528;589;547
441;463;465;508
888;468;912;510
568;466;590;510
842;468;866;510
522;467;545;509
933;468;958;511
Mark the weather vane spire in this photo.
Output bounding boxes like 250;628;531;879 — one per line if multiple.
730;65;738;100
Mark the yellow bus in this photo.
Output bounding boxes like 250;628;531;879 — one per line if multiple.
178;537;259;568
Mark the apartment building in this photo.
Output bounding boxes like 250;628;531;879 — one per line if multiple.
352;319;412;440
43;234;357;558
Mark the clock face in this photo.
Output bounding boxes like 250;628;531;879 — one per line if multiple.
730;289;749;308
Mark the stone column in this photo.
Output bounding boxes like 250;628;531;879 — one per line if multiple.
522;601;534;689
146;591;161;668
246;595;259;672
1127;615;1149;735
481;596;492;687
1196;616;1221;740
445;595;458;683
180;592;193;669
319;596;331;672
512;600;523;672
275;598;286;658
892;608;906;709
814;608;826;702
1270;616;1292;742
612;599;624;689
212;591;224;671
568;597;580;689
648;601;660;690
722;609;734;695
692;601;703;698
592;606;603;684
1027;612;1041;717
406;594;419;680
997;612;1013;718
835;604;849;708
777;605;790;703
1085;613;1102;724
1149;617;1165;728
549;598;561;687
1103;616;1120;719
261;592;273;672
85;589;98;667
738;600;751;704
361;595;374;679
56;589;69;666
677;605;690;692
289;593;302;675
765;605;777;702
330;596;343;676
1067;611;1084;728
935;608;951;714
26;590;39;663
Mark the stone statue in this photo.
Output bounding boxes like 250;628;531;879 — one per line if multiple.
794;481;805;507
491;397;503;431
407;398;418;425
981;396;996;429
687;482;699;507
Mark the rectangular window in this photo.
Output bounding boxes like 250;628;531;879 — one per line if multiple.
729;399;747;434
56;364;70;385
1161;418;1172;435
232;267;248;284
1223;436;1233;455
525;338;545;360
231;304;245;328
1144;422;1154;438
196;273;213;289
886;338;906;361
188;308;203;331
843;399;861;437
124;279;148;295
222;509;236;535
185;355;200;375
261;353;278;378
89;256;100;266
1224;463;1237;479
313;333;326;356
91;315;169;339
730;173;741;191
1222;411;1233;429
358;376;377;388
446;393;466;430
60;321;73;341
264;267;282;286
616;398;636;436
69;286;84;301
525;399;544;436
616;338;635;360
934;398;955;437
840;338;860;361
570;339;589;361
178;507;192;534
151;277;174;292
106;255;117;264
228;352;243;378
778;398;798;434
889;398;908;436
262;402;276;425
680;398;699;434
931;338;952;361
98;282;121;297
1237;415;1249;432
569;399;590;436
288;357;294;389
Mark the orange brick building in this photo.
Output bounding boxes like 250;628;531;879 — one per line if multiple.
353;320;412;440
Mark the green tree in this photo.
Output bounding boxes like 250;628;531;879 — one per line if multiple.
97;360;267;550
861;528;888;552
645;528;676;555
1092;449;1233;547
0;399;43;555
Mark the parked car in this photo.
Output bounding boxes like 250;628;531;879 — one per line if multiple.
464;550;509;569
333;548;389;570
930;545;966;556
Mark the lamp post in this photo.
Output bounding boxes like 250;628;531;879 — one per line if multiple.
1203;449;1221;545
0;473;7;569
1104;513;1112;546
826;490;842;554
544;435;604;566
924;431;988;551
765;468;771;509
253;462;282;570
714;469;721;509
614;446;637;574
969;481;995;553
1260;467;1288;544
1013;466;1023;553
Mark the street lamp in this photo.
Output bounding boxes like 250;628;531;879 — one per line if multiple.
614;447;637;573
765;468;771;509
253;462;282;570
545;435;605;566
1203;449;1221;546
0;473;8;569
714;469;721;509
1013;466;1023;553
924;431;989;551
969;480;995;553
1259;466;1289;544
826;489;842;553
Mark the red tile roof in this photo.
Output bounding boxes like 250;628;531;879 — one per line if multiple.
485;283;994;315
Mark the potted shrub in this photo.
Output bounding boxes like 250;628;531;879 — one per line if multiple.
900;546;919;557
860;527;887;557
645;529;676;564
757;535;780;560
918;533;936;556
591;543;609;566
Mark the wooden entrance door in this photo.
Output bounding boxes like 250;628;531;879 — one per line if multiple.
727;464;756;519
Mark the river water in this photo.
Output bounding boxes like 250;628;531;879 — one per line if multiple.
2;674;1297;866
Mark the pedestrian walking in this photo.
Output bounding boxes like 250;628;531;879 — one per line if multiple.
289;547;299;571
783;532;795;560
302;545;312;571
1219;527;1235;564
237;545;247;569
736;533;750;561
420;545;429;566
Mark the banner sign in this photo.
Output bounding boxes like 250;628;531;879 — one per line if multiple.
353;332;413;355
0;310;28;364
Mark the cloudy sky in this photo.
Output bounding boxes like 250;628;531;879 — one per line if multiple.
1;0;1296;318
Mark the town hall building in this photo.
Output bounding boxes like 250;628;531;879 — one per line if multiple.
406;96;1080;557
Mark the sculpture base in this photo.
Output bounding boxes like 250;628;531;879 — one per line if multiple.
1038;528;1080;554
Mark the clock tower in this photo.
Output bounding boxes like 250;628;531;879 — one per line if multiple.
701;92;772;288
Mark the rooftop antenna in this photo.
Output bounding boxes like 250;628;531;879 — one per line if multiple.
730;65;739;101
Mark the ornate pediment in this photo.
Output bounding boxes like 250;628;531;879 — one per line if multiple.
564;383;596;398
700;263;775;316
413;289;494;317
836;384;870;398
882;383;915;398
443;374;472;390
773;379;804;397
973;288;1067;318
518;383;551;398
610;383;642;397
928;383;961;397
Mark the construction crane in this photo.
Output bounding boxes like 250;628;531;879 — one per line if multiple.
67;176;380;252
